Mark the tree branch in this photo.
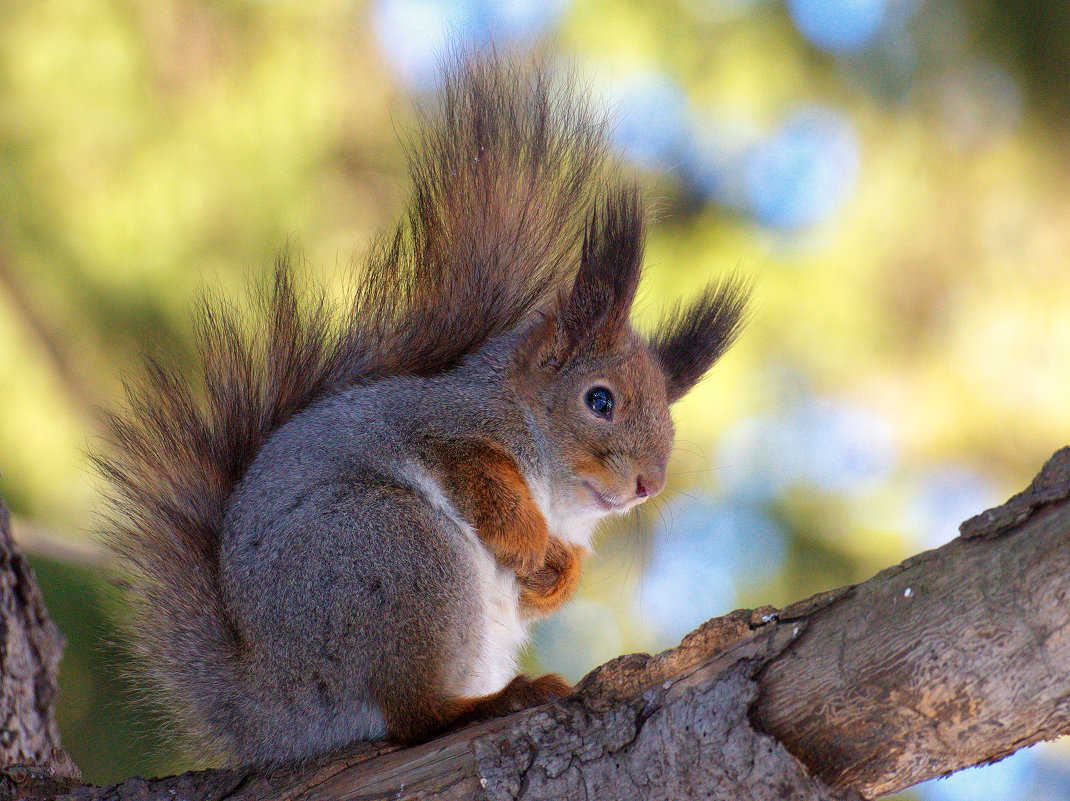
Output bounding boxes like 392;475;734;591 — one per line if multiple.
5;448;1070;800
755;446;1070;796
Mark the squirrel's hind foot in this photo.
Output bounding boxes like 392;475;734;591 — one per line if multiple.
384;673;572;745
479;673;573;716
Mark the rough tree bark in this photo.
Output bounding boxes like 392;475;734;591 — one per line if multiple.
0;498;80;801
3;447;1070;801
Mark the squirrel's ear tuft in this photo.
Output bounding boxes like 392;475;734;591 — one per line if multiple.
560;188;644;348
649;275;751;403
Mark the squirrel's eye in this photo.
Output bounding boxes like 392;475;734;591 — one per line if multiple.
585;387;615;420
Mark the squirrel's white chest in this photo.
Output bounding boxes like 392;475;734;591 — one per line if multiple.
398;461;529;697
462;557;528;697
528;478;600;549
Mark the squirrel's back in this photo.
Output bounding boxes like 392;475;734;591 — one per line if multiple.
97;51;619;762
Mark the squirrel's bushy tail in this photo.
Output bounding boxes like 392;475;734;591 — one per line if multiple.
96;265;369;758
96;50;621;760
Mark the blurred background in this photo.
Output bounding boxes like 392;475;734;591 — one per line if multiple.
0;0;1068;796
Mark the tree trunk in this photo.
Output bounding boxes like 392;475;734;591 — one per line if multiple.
0;498;80;801
5;447;1070;800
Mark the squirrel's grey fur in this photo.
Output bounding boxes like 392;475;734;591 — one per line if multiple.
219;333;543;761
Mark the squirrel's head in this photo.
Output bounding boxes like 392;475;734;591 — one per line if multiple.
511;189;750;524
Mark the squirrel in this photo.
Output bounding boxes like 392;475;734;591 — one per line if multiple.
96;52;750;765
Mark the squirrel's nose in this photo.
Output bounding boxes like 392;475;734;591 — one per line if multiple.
633;468;666;501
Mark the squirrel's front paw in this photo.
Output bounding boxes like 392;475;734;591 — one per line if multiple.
517;538;584;616
492;527;550;577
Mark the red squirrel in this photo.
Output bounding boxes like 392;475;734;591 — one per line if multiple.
97;52;750;765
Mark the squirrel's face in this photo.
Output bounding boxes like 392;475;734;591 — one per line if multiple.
531;332;674;517
513;191;749;523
